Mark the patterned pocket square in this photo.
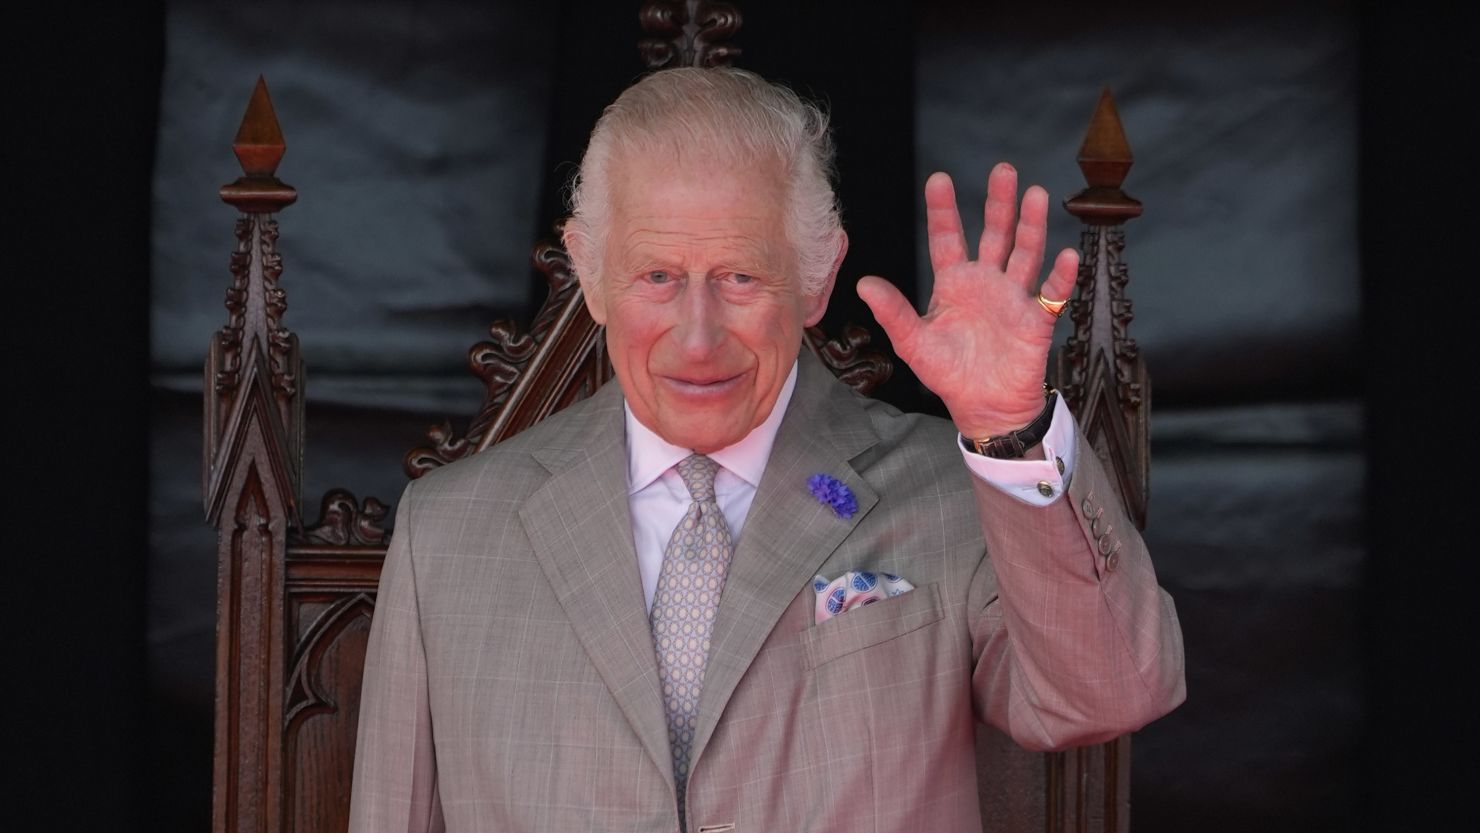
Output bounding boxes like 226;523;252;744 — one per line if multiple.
811;570;915;625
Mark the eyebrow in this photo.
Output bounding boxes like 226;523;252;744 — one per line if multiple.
617;250;780;276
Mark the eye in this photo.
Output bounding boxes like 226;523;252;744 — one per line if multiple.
646;270;673;284
732;273;755;284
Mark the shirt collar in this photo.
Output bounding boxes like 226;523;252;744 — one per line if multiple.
625;360;799;495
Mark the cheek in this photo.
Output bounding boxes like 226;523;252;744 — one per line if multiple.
738;302;807;351
604;306;668;367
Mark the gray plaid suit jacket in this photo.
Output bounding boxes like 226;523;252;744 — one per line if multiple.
348;350;1185;833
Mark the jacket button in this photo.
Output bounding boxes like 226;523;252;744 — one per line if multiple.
1037;481;1055;498
1098;533;1116;555
1105;549;1120;572
1081;496;1095;518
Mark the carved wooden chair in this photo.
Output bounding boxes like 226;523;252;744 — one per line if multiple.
202;5;1151;832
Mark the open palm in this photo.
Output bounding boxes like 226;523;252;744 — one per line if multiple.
857;163;1078;439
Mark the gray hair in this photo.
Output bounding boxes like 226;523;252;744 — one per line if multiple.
564;67;844;294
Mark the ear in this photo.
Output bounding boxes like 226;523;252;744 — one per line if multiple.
801;230;848;327
564;223;607;325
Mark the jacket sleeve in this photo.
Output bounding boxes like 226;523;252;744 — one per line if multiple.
348;481;447;833
966;424;1186;751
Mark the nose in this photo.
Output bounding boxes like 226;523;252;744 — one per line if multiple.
673;276;726;360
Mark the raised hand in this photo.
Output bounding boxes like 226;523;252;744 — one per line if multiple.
857;163;1078;440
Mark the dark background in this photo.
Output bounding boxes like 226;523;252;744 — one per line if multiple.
17;1;1472;831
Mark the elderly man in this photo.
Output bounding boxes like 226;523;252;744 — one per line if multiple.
349;68;1184;833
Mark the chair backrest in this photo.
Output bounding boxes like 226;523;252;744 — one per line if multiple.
202;6;1151;832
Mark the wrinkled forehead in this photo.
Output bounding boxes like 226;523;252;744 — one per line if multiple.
604;122;791;181
611;135;784;183
604;152;797;270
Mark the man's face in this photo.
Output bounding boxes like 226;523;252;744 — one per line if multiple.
580;154;836;453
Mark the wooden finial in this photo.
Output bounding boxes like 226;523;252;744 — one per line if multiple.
221;76;296;212
233;76;286;177
1078;87;1133;188
1065;87;1141;223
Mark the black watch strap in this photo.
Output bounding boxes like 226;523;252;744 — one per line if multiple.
966;388;1058;459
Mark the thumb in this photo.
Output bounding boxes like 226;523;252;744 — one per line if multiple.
857;275;922;353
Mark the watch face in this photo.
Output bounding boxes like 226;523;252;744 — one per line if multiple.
976;436;1025;459
987;437;1026;459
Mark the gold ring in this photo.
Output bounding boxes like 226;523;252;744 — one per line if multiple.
1036;292;1069;318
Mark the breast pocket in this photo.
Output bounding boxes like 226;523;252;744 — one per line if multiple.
801;582;944;670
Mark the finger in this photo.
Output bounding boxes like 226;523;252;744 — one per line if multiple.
924;172;968;274
1036;247;1079;313
856;275;923;355
979;163;1018;271
1004;184;1049;290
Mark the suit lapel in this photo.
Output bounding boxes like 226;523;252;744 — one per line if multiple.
517;383;675;790
689;351;880;768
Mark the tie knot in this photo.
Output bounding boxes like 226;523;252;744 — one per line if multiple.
676;453;719;502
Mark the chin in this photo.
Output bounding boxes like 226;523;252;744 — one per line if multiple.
671;427;742;453
654;395;750;437
662;413;751;450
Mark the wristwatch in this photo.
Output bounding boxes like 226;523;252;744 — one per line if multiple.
965;387;1058;459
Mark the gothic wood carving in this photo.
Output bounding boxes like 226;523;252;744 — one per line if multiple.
402;226;613;477
206;77;308;833
206;75;303;528
806;323;893;396
276;544;384;833
283;592;377;832
1058;86;1149;530
284;593;376;740
1047;86;1151;833
639;0;743;69
293;489;389;547
213;461;290;833
211;215;299;402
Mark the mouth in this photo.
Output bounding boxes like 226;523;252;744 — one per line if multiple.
659;371;748;397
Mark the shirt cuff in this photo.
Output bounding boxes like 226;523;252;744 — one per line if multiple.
956;394;1077;507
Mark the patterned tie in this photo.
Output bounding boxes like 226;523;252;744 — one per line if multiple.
650;453;734;828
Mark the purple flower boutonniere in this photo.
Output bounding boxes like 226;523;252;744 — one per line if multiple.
808;473;858;519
